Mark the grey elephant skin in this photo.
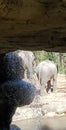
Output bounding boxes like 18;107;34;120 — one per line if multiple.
18;50;35;79
4;50;35;80
36;60;58;95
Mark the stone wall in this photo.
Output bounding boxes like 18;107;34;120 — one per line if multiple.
0;0;66;53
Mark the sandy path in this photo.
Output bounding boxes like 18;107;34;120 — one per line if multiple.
11;74;66;130
12;74;66;121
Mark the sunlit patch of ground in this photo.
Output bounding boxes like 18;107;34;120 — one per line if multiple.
12;116;66;130
57;74;66;93
13;74;66;122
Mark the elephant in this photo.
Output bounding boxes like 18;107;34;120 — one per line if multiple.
4;50;35;81
36;60;58;95
0;80;36;130
18;50;35;79
0;51;36;129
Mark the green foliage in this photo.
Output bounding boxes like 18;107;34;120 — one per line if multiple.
33;51;59;65
58;65;66;74
33;51;45;65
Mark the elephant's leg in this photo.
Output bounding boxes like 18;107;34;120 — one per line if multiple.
40;80;47;96
51;85;53;92
53;75;57;92
46;80;51;93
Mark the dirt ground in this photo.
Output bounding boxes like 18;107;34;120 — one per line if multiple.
56;74;66;93
11;74;66;130
12;74;66;121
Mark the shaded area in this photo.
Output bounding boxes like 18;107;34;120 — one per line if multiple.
0;1;66;53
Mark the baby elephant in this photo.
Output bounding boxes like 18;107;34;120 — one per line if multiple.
36;60;58;95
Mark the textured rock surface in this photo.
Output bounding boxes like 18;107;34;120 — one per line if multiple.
0;0;66;53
